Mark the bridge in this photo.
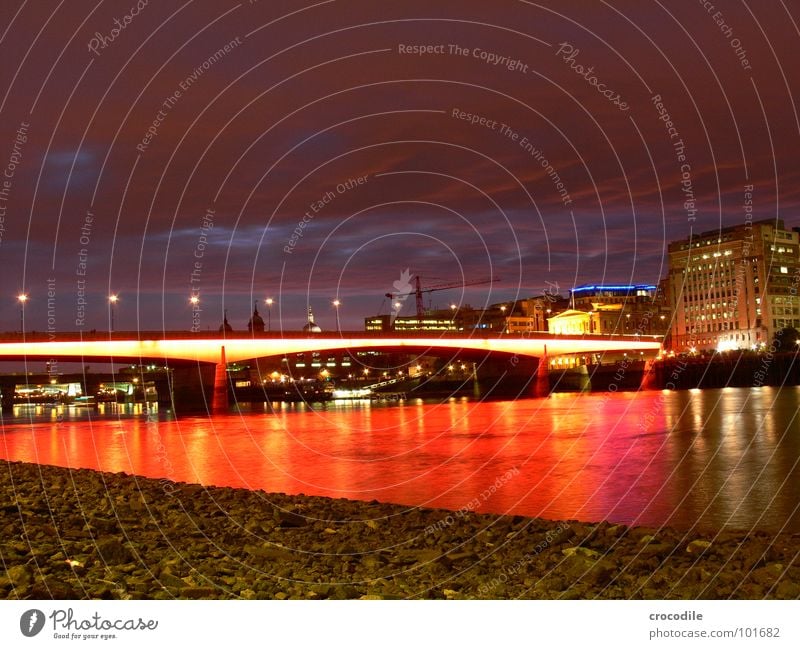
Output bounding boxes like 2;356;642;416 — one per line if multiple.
0;331;661;411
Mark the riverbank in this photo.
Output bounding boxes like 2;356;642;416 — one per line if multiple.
1;460;798;599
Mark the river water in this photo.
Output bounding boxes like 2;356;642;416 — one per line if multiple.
2;387;799;533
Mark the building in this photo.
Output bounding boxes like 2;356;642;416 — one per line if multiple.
365;298;573;334
666;218;800;352
364;314;457;331
546;284;669;337
247;302;265;333
509;295;571;332
303;307;322;333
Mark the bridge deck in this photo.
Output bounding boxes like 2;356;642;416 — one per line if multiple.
0;331;662;364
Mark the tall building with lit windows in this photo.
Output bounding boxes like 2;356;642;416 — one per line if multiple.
666;219;800;352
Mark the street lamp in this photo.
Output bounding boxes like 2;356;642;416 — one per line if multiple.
265;298;274;332
189;295;200;330
108;294;119;332
333;299;341;332
17;293;28;333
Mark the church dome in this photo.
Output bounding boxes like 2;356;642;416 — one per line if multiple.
303;306;322;333
248;302;265;333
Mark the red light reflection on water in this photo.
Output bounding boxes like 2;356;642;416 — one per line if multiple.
2;388;799;532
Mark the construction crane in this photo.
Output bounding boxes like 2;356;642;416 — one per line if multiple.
385;275;499;318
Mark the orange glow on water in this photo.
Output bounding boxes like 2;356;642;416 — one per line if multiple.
2;388;799;532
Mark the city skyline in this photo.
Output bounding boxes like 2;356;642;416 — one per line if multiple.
1;1;798;331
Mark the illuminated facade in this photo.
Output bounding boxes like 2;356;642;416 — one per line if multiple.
546;285;669;337
667;219;800;351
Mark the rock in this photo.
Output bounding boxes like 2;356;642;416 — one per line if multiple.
244;543;295;561
686;540;712;555
775;580;800;598
87;516;121;535
562;546;601;559
275;509;307;528
636;543;677;559
628;527;659;542
562;555;616;587
332;585;360;599
179;587;217;598
751;563;785;586
394;549;443;565
4;564;33;588
158;570;188;589
30;578;78;599
94;538;133;565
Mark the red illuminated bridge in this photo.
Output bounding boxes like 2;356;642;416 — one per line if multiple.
0;331;661;411
0;330;661;364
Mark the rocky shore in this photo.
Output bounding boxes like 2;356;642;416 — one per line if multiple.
1;460;798;599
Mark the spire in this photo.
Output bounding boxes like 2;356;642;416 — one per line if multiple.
303;305;321;333
248;301;264;332
219;308;233;333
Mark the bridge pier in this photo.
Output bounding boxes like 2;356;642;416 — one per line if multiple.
534;346;551;398
167;364;218;414
639;358;659;391
1;380;15;413
164;347;230;414
213;346;229;412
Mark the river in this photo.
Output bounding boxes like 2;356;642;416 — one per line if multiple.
2;387;799;533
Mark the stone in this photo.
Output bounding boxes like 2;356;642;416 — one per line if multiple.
636;543;677;559
332;585;360;599
775;580;800;598
562;546;601;559
94;538;133;565
5;564;33;588
275;509;307;528
179;587;217;598
30;578;78;599
562;555;617;587
158;570;188;589
244;543;295;561
686;540;712;555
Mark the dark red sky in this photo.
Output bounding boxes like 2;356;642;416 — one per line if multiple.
1;0;799;332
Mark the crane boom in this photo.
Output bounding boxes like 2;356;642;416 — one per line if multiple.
386;275;499;318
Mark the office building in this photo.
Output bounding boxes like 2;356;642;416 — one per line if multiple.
666;218;800;351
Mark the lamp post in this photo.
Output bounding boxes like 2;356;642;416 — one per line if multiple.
265;298;274;332
17;293;28;334
108;294;119;332
189;294;200;331
332;299;341;332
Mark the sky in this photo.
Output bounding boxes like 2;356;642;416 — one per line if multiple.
1;0;799;333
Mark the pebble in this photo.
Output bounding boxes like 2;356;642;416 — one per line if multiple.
1;459;796;600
